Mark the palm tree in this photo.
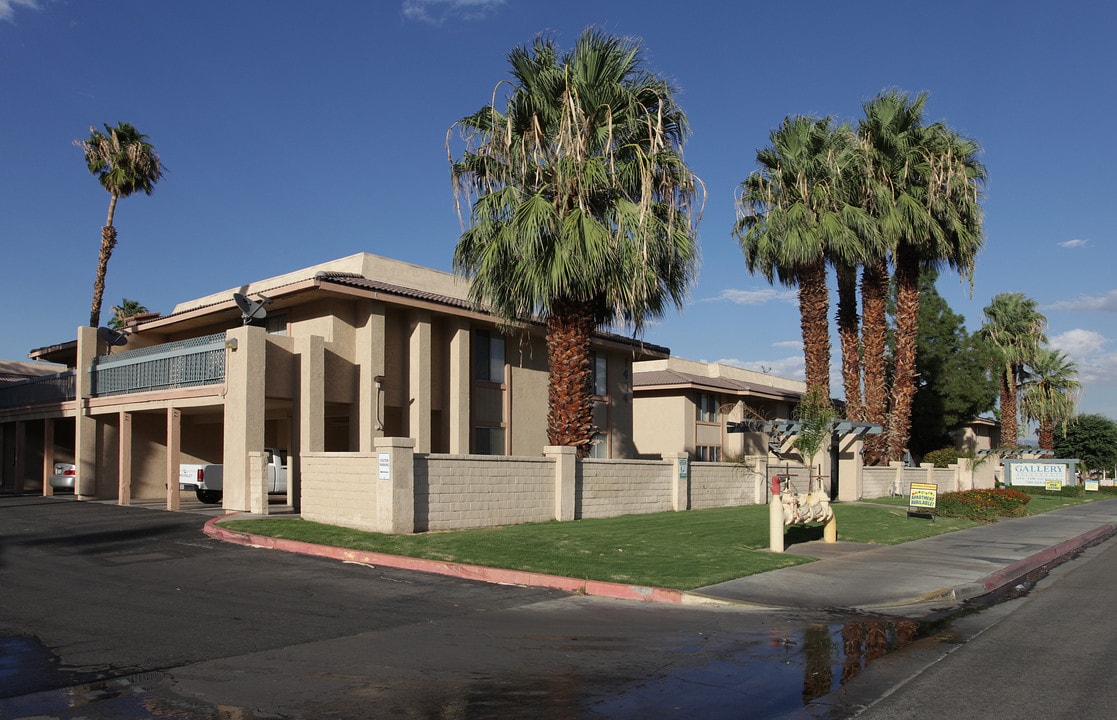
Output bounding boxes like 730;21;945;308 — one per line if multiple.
734;116;868;397
77;122;164;328
980;292;1048;446
107;298;149;330
1021;347;1080;450
858;91;986;461
449;29;702;455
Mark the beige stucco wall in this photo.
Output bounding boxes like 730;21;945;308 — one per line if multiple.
689;460;766;509
300;452;382;531
632;394;688;457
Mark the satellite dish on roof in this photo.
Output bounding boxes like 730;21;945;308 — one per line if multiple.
233;292;268;324
96;326;128;353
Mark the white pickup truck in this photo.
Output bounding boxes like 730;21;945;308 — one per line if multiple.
179;448;288;504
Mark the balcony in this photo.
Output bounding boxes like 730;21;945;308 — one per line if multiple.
91;332;227;396
0;371;76;409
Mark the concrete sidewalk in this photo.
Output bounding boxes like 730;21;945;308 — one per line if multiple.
208;497;1117;617
693;497;1117;615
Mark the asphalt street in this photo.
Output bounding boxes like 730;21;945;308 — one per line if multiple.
0;495;908;719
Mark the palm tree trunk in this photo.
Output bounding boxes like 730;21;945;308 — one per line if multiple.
835;262;863;421
1038;419;1054;450
799;258;831;398
860;257;889;464
887;252;921;462
546;298;596;456
1000;363;1019;446
89;224;117;328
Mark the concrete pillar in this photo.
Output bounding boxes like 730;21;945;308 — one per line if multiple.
74;326;98;498
42;419;54;496
294;334;325;509
546;446;577;521
223;326;266;512
13;421;24;493
374;436;415;533
166;408;181;511
889;461;905;496
769;496;785;553
409;312;432;453
448;320;471;454
118;412;132;505
356;302;386;452
666;451;689;511
248;450;268;515
836;436;863;502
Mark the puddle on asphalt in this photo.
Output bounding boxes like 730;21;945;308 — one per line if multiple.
1;616;940;719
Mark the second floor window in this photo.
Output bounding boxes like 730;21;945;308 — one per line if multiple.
697;393;719;423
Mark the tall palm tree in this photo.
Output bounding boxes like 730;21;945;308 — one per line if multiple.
734;116;868;397
449;29;702;455
980;292;1048;446
77;122;164;328
858;91;985;461
1021;347;1080;450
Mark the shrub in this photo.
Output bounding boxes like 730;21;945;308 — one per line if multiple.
922;447;974;468
936;488;1031;522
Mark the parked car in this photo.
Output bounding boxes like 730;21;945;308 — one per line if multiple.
48;463;77;492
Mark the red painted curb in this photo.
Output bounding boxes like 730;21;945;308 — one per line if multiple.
204;514;689;604
978;523;1117;592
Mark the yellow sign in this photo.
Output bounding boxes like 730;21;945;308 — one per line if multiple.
1045;480;1063;492
909;482;938;509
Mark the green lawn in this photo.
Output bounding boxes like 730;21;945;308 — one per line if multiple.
222;492;1108;591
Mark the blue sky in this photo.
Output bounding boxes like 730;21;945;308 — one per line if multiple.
2;0;1115;428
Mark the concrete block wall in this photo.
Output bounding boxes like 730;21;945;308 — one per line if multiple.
300;452;382;532
689;461;763;509
417;454;553;531
577;458;672;519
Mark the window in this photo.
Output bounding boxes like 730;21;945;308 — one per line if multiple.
697;393;719;423
472;329;506;454
591;351;607;397
588;431;608;458
474;330;505;383
265;312;288;336
695;445;722;462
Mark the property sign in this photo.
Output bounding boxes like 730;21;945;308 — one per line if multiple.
378;453;391;481
909;482;938;509
1008;462;1066;487
1045;480;1063;492
1086;479;1100;492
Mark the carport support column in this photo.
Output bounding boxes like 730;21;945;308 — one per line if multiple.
118;411;132;505
667;452;689;511
74;326;98;499
374;437;415;533
547;446;576;521
42;419;54;496
166;408;181;510
223;326;267;512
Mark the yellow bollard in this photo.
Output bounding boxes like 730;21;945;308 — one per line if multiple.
823;513;837;543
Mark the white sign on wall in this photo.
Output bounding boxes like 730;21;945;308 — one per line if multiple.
1008;462;1065;487
378;453;391;481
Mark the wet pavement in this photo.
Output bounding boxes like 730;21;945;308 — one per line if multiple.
4;495;1117;719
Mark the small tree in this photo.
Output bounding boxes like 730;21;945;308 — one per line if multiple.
791;386;837;483
107;298;149;329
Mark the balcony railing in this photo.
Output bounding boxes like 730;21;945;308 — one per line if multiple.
0;370;76;409
91;332;227;396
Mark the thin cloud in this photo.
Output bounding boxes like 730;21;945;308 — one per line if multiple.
717;356;804;381
712;287;797;305
1057;238;1089;248
1051;329;1117;386
402;0;506;25
0;0;40;23
1046;289;1117;312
